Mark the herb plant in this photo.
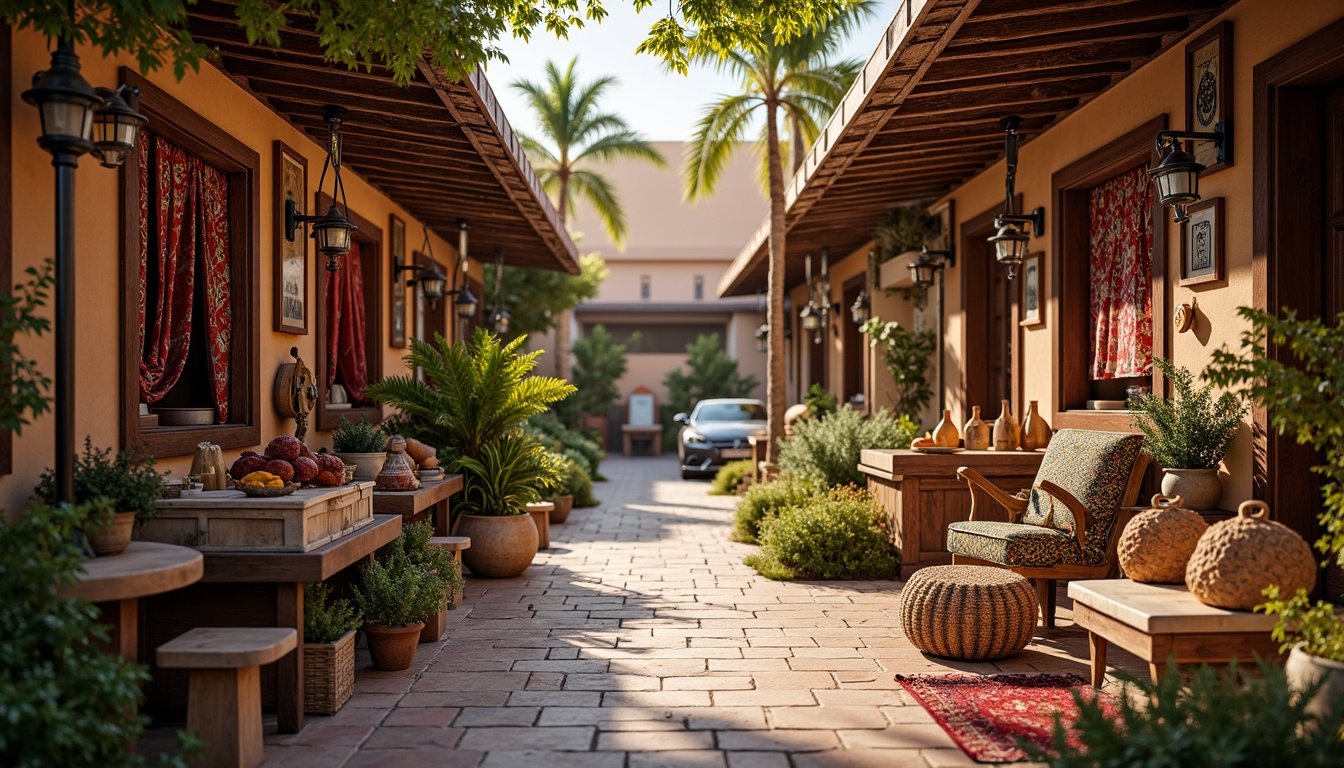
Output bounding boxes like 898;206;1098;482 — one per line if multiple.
35;438;166;521
861;316;936;420
302;582;362;645
732;475;823;544
778;406;918;488
744;485;898;581
1259;586;1344;663
396;522;464;605
710;460;754;496
1128;357;1247;469
331;416;387;454
353;546;448;628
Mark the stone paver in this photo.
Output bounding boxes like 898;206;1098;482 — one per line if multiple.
142;455;1143;767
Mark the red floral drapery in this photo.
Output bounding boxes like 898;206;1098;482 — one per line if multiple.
326;241;369;404
1088;165;1153;380
137;133;232;422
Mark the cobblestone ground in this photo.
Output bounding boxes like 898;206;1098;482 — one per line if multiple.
155;456;1144;767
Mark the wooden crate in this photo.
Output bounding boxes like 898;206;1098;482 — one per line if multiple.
140;482;375;552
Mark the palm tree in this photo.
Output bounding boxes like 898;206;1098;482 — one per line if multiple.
512;57;666;246
682;4;872;459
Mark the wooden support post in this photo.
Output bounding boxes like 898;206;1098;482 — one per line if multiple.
187;666;263;768
275;583;303;734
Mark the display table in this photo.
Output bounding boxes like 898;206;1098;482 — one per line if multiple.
143;514;403;734
1068;579;1282;687
73;542;203;662
373;474;463;536
859;449;1044;578
622;424;664;456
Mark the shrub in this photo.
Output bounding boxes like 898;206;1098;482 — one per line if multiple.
455;430;559;516
1128;357;1246;469
732;475;820;544
1259;586;1344;662
860;317;937;419
35;437;166;520
549;452;598;508
302;582;361;644
529;411;604;478
353;546;447;627
805;383;838;419
745;485;898;581
570;323;627;419
396;521;464;605
711;460;754;496
778;406;918;487
331;416;387;453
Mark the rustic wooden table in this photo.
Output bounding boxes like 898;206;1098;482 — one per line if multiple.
372;474;463;536
73;541;203;662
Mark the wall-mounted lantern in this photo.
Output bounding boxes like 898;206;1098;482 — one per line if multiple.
989;116;1045;279
286;105;357;271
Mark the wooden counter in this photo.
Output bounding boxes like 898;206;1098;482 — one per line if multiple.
372;474;463;536
859;449;1045;579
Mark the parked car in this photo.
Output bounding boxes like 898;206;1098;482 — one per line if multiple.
675;398;767;479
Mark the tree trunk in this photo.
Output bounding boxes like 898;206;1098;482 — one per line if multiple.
764;99;788;462
556;172;571;378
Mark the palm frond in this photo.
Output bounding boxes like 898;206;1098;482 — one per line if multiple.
682;93;759;201
569;170;628;247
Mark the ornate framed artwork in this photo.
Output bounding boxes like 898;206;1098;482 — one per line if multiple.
1186;20;1232;176
272;141;308;334
1019;252;1044;327
389;214;407;347
1181;197;1224;287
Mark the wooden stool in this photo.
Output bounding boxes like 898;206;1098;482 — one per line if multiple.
429;536;470;606
525;502;553;550
157;628;297;768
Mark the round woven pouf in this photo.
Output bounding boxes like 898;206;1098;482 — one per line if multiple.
900;565;1038;661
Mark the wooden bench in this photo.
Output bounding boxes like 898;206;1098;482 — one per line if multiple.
429;536;470;607
157;627;297;768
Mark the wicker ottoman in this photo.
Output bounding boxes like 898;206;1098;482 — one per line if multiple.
900;565;1038;661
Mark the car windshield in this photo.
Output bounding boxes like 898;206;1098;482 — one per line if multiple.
695;403;765;422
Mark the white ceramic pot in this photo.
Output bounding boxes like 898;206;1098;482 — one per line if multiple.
333;452;387;481
1285;642;1344;718
1160;468;1222;511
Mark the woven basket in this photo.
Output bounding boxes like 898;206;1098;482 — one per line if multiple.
900;565;1038;661
303;630;355;715
238;481;299;497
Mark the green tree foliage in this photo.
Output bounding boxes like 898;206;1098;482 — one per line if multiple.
744;485;898;581
1127;357;1246;470
568;324;628;419
861;316;936;420
664;333;758;416
0;260;53;435
512;58;664;243
778;405;917;488
484;253;607;344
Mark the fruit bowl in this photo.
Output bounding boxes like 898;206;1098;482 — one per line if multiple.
238;482;300;497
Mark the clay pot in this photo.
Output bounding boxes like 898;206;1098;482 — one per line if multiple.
582;413;609;450
1286;643;1344;719
87;511;136;556
992;400;1020;451
526;502;553;550
1019;401;1052;451
1160;468;1222;511
963;406;991;451
933;409;960;447
419;594;449;643
550;495;574;524
364;623;424;671
334;452;387;481
455;513;538;578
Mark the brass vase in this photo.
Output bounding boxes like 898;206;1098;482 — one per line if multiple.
1020;400;1052;451
992;400;1020;451
963;406;991;451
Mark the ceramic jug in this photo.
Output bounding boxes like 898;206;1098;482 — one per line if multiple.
1020;400;1052;451
933;409;960;447
963;406;991;451
992;400;1020;451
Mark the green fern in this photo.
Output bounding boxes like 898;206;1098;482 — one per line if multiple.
1128;357;1247;469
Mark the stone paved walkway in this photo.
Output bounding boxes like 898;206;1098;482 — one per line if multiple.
157;456;1145;767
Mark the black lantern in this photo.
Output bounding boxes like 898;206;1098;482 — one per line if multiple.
418;261;448;304
23;44;100;156
1149;124;1229;222
490;306;512;334
90;85;147;168
909;246;956;289
799;302;822;332
755;323;769;353
455;283;479;320
286;105;357;271
850;288;871;325
988;116;1046;279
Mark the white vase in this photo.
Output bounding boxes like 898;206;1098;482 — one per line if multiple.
1160;468;1222;511
1285;643;1344;719
334;451;387;481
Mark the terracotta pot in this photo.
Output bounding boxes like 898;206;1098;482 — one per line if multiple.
333;452;387;481
526;502;553;550
963;406;991;451
364;622;424;671
87;511;136;556
550;495;574;524
419;593;449;643
454;513;538;578
1286;643;1344;719
1160;467;1222;511
582;413;609;450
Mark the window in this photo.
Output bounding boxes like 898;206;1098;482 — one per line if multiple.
582;323;727;354
119;70;259;457
315;197;382;431
694;275;704;300
640;275;651;300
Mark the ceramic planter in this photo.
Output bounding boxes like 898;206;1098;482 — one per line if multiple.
334;452;387;481
454;513;538;578
550;495;574;524
87;511;136;556
1160;468;1222;510
364;623;424;671
1285;642;1344;718
303;629;355;715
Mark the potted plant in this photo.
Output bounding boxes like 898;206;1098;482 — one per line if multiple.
395;522;463;642
1258;586;1344;718
35;438;166;556
872;204;941;288
301;581;361;715
454;431;560;576
352;546;446;671
1128;358;1246;510
570;324;627;449
545;452;585;524
331;416;387;481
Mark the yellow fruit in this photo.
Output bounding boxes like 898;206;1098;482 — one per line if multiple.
241;471;279;486
267;478;284;488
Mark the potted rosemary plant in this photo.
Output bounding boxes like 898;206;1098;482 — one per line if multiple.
35;438;166;556
352;546;446;671
331;416;387;481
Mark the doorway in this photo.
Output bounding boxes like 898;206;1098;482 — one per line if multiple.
841;276;866;406
961;203;1018;418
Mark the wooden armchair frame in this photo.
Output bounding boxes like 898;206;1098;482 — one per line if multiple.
952;454;1152;627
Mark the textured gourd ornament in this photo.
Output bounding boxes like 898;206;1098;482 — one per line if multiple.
992;400;1020;451
963;406;991;451
1118;495;1209;583
1019;400;1052;451
933;409;960;447
1185;500;1317;610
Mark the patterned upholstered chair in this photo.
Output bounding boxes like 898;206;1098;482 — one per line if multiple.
946;430;1150;628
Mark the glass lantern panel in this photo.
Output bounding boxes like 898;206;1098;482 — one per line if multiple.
42;100;94;140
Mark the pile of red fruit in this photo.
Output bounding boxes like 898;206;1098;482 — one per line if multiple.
229;436;346;488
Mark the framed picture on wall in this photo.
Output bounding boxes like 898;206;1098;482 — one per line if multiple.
1186;20;1232;175
1019;252;1043;327
272;141;308;334
928;198;955;252
389;214;407;347
1181;197;1224;286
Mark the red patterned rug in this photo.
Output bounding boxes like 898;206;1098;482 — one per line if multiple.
896;673;1117;763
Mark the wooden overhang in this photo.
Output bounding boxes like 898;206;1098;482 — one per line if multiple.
184;1;578;274
718;0;1239;296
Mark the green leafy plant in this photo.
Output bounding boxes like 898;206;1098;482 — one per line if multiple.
805;383;838;419
353;546;447;628
872;204;941;260
710;460;755;496
528;411;604;478
302;582;362;645
331;416;387;453
568;323;628;420
664;333;759;416
732;475;822;544
778;406;918;488
745;485;898;581
455;430;560;516
1028;658;1344;767
1128;357;1246;469
860;316;936;420
0;260;54;435
547;452;598;508
35;437;166;521
395;521;464;608
1259;586;1344;663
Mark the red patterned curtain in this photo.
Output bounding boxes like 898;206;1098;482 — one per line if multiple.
1088;165;1153;380
138;133;233;422
326;242;369;404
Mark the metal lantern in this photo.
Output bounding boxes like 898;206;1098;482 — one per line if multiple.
909;252;939;288
799;302;822;332
90;85;146;168
1148;124;1230;222
455;283;479;319
490;306;511;334
755;324;769;353
850;289;871;325
22;44;100;155
419;261;448;305
989;224;1031;278
286;105;356;270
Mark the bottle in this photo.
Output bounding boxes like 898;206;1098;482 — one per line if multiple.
933;409;960;447
963;406;991;451
993;400;1020;451
1020;400;1052;451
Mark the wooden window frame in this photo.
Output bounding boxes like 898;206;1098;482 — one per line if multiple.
314;194;383;432
1049;115;1169;432
118;69;261;457
0;26;12;475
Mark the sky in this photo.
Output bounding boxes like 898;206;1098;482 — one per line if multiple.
483;1;900;143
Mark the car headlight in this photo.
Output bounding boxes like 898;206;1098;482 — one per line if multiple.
682;430;708;445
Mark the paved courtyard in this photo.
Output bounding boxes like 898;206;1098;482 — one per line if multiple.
154;455;1145;767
